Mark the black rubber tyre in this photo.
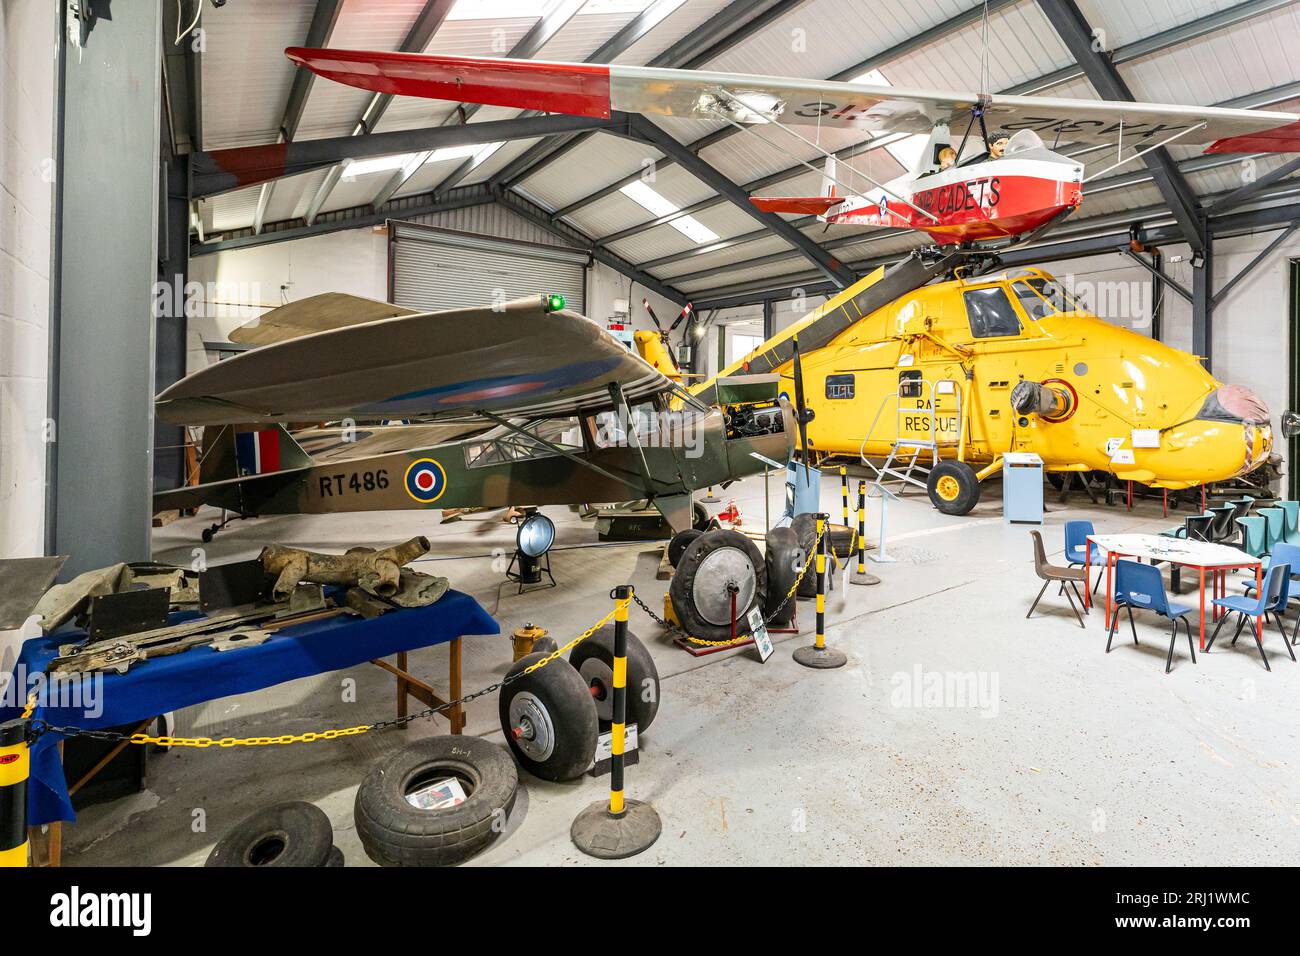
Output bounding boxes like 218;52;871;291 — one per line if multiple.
325;846;345;867
569;626;660;733
667;529;703;567
354;735;518;867
530;635;559;656
926;461;981;515
205;801;334;867
499;651;597;781
669;529;767;642
692;501;711;531
764;527;802;626
791;514;821;598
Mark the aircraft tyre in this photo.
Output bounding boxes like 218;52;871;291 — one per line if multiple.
764;527;803;626
205;801;334;867
354;735;518;867
668;529;703;567
670;529;767;642
692;501;714;531
927;461;981;515
569;625;660;733
499;652;597;782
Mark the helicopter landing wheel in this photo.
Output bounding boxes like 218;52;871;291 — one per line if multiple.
927;461;981;516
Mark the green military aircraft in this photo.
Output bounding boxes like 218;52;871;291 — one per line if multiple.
154;293;794;537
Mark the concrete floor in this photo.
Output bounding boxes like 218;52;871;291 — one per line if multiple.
60;473;1300;866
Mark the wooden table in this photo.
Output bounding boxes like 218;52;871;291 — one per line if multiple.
1085;533;1263;649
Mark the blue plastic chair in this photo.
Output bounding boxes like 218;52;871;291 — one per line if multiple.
1106;559;1196;673
1243;542;1300;601
1209;563;1298;671
1064;520;1102;595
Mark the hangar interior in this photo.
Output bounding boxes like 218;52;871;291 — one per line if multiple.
3;0;1300;868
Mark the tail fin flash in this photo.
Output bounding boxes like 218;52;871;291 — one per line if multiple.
200;424;312;484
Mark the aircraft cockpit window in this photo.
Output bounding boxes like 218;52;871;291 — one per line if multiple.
464;417;581;468
1027;277;1077;313
964;286;1022;338
1004;129;1045;155
1012;281;1055;321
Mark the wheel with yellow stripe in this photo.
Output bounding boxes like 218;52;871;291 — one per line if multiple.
569;625;660;733
927;461;981;516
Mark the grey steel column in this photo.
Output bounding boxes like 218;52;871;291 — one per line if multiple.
52;1;163;574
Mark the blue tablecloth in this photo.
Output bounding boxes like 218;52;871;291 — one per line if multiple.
0;590;498;825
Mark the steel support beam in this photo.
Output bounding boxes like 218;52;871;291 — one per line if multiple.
303;0;456;224
627;114;854;285
557;1;1003;222
493;188;689;306
1209;155;1300;213
254;0;344;234
374;0;588;208
491;0;809;190
606;0;1282;252
1213;219;1300;306
1192;240;1214;369
429;0;684;198
193;186;496;256
193;114;620;197
1036;0;1205;250
53;0;162;574
1124;249;1192;303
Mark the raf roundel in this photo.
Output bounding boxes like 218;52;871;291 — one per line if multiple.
403;458;447;504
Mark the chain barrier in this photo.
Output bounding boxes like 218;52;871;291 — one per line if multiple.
24;609;619;748
637;521;844;647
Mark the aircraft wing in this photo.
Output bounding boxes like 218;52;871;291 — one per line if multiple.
285;47;1300;152
157;296;671;426
229;293;419;346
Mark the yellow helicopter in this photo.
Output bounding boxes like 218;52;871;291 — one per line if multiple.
688;256;1273;515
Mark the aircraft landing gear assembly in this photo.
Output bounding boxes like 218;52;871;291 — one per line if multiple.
927;461;983;516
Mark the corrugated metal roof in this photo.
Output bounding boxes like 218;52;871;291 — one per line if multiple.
1120;3;1300;106
194;0;1300;304
1078;0;1241;50
654;235;795;279
199;0;319;150
519;131;663;209
677;256;822;294
882;2;1073;92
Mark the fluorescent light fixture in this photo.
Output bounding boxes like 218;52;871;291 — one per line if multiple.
620;180;718;243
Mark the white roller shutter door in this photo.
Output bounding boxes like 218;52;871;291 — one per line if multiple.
389;221;587;314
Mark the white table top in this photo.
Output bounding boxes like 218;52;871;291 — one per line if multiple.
1088;533;1260;569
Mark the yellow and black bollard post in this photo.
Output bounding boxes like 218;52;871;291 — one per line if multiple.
839;466;850;529
572;584;662;859
851;479;881;586
794;514;848;669
0;720;29;867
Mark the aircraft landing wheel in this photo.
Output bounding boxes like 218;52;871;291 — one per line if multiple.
569;626;660;733
927;461;981;516
669;529;767;643
499;652;597;782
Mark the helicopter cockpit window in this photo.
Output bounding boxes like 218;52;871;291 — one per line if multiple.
964;286;1022;338
1012;281;1055;321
